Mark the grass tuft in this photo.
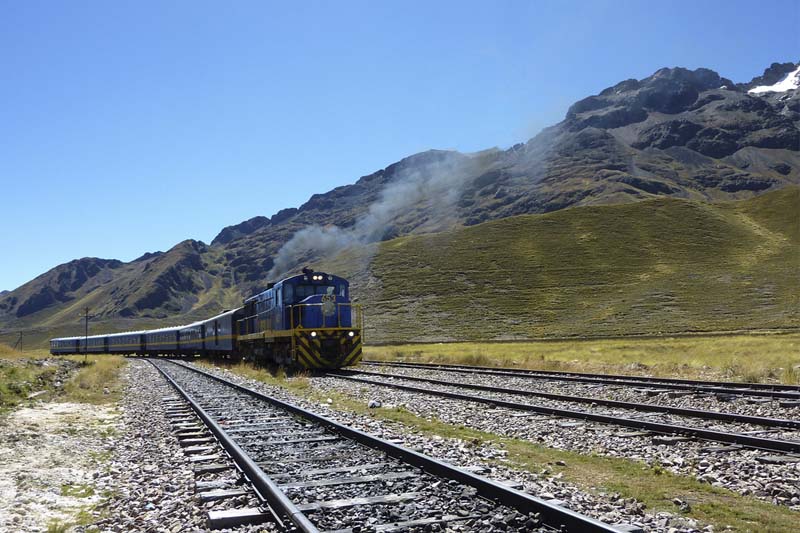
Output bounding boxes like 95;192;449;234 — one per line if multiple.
780;365;800;385
46;520;69;533
61;483;95;498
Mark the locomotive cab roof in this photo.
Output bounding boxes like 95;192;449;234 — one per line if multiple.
245;270;349;304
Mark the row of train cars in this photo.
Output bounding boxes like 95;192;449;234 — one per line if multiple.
50;308;238;356
49;269;364;369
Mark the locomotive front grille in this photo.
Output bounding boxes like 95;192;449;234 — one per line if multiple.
320;339;339;359
294;329;362;369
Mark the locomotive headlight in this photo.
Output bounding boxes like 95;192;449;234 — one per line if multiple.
348;331;355;337
310;331;317;337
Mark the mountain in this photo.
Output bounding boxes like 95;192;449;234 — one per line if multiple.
2;62;799;345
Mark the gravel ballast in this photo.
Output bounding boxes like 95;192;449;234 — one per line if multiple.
87;360;274;533
358;365;800;421
190;362;715;533
312;371;800;511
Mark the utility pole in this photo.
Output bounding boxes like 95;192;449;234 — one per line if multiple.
13;332;22;351
81;307;95;363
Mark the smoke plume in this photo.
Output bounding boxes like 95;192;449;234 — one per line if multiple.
267;151;480;279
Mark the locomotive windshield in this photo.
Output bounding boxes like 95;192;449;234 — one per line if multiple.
283;282;347;303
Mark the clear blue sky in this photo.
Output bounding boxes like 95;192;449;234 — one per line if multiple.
1;0;797;292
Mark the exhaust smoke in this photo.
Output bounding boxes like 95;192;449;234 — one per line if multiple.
267;151;480;279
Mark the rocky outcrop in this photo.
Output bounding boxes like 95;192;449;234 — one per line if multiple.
566;67;734;131
132;251;163;262
211;216;271;245
632;120;703;150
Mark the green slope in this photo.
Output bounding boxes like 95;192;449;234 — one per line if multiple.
323;186;799;342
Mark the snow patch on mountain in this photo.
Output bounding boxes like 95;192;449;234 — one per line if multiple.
749;64;800;94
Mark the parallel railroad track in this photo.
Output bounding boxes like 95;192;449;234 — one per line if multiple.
151;360;628;532
362;361;800;400
330;370;800;454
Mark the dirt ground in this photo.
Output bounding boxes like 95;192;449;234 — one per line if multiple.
0;401;120;533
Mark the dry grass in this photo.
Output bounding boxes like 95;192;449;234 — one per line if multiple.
364;333;800;383
0;345;127;408
0;343;50;360
0;345;61;412
61;355;127;404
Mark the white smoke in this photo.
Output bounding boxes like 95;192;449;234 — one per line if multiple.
267;152;480;279
269;225;358;277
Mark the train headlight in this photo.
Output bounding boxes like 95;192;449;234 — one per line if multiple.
348;331;355;337
310;331;317;337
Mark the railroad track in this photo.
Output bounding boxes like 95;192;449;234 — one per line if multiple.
151;360;628;532
362;361;800;400
329;369;800;454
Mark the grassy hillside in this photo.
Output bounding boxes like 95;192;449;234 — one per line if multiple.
4;187;797;348
323;186;799;342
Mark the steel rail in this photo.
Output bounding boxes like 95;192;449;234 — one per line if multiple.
363;361;800;399
339;369;800;429
163;360;626;533
151;361;320;533
332;373;800;454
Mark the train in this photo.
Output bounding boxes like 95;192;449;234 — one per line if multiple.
49;268;363;369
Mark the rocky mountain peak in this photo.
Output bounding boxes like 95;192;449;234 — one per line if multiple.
648;66;733;91
212;216;271;246
133;251;164;262
566;67;738;132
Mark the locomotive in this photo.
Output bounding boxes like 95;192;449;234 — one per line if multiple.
49;268;363;369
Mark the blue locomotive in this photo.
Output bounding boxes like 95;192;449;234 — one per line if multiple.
237;268;362;368
50;268;363;369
